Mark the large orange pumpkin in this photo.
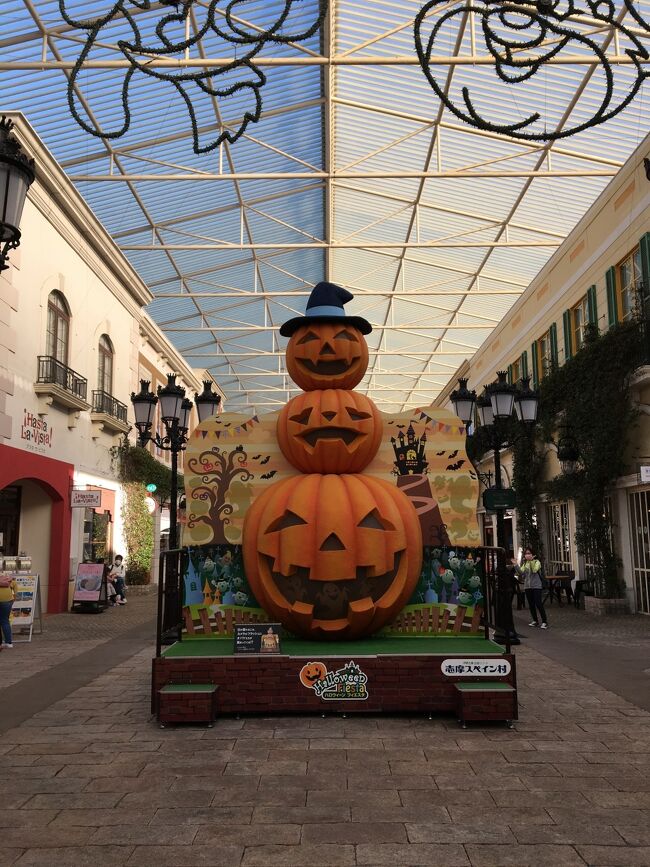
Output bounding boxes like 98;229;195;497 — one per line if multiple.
243;473;422;640
286;323;369;390
277;389;382;474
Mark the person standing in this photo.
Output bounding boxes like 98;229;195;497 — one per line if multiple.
109;555;127;605
0;572;17;648
516;547;548;629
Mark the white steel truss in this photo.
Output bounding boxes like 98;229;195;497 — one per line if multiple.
2;0;648;412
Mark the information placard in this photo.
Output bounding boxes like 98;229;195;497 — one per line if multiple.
234;623;282;654
72;563;106;602
11;574;38;627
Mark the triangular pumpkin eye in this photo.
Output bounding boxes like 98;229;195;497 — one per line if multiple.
335;329;357;342
347;408;371;421
358;510;395;531
297;331;319;345
289;407;313;425
265;510;308;533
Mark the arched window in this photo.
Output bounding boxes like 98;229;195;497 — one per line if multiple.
97;335;114;395
46;291;70;363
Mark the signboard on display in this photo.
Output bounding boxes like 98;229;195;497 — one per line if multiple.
71;489;102;508
234;623;282;654
441;658;511;677
72;563;106;602
7;574;42;642
640;466;650;483
298;660;369;701
482;488;516;511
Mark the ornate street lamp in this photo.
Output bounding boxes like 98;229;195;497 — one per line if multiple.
450;378;477;426
194;380;222;423
130;380;157;442
557;424;580;475
476;387;495;428
488;370;516;420
514;377;540;424
0;116;36;271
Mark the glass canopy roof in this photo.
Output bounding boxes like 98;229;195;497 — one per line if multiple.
2;0;648;411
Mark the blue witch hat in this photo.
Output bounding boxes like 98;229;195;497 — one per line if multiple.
280;281;372;337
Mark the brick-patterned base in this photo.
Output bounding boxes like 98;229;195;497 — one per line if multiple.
455;685;518;726
157;685;219;725
152;652;517;717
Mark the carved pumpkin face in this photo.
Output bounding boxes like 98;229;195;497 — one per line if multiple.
243;474;422;640
299;661;327;688
286;323;369;390
278;390;382;474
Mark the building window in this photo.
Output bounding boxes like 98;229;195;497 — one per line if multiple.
97;335;114;395
572;295;589;351
511;357;521;383
536;330;553;380
618;247;641;322
46;291;70;364
545;502;573;572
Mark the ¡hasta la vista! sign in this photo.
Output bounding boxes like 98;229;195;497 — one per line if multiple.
299;660;369;701
20;410;53;449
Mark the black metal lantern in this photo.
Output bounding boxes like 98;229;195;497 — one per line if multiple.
178;397;193;433
450;378;477;426
476;387;495;428
557;424;580;474
130;380;158;443
0;117;36;271
489;371;516;420
514;376;540;424
194;380;222;423
157;374;186;424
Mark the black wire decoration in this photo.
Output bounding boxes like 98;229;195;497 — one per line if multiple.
59;1;328;154
415;0;649;140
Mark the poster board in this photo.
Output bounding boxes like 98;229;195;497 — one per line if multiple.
72;563;107;605
234;623;282;654
8;573;42;642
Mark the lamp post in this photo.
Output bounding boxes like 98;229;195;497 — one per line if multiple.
0;117;36;271
452;371;539;646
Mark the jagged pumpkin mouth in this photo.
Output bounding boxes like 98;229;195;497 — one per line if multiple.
300;427;362;447
297;358;353;376
261;551;403;620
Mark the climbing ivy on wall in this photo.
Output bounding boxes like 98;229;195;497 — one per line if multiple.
120;481;154;585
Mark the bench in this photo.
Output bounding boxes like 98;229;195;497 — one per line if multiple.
455;681;517;728
157;683;219;727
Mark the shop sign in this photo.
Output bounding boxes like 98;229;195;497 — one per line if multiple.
234;623;281;654
20;410;53;450
299;660;369;701
144;496;157;514
482;488;516;511
72;563;105;602
640;466;650;483
71;489;102;508
10;574;38;628
441;658;511;677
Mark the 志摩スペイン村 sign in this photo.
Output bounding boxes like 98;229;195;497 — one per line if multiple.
71;489;102;508
441;658;511;677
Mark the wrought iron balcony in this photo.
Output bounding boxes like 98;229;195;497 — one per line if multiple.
90;389;130;434
35;355;90;414
92;390;128;423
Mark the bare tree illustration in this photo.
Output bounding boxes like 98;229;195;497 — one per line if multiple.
187;444;254;540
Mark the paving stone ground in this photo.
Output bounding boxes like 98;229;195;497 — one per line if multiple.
1;595;650;866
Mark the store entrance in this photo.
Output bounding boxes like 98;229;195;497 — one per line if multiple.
0;485;21;556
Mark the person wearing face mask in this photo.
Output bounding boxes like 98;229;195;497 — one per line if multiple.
515;547;548;629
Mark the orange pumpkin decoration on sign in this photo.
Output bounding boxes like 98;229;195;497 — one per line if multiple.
277;389;382;474
299;661;327;688
285;323;369;391
243;473;422;640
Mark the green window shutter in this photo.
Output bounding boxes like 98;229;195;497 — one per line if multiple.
640;233;650;296
549;322;559;367
507;364;513;384
562;309;573;361
587;285;598;327
606;267;618;326
520;351;528;379
531;342;539;387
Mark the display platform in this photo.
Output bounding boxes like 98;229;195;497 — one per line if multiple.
152;635;516;717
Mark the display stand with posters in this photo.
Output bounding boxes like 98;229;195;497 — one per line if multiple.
3;572;43;643
71;563;109;613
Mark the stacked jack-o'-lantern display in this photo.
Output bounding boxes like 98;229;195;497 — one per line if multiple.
243;283;423;640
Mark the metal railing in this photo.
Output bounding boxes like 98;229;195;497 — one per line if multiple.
92;389;128;423
37;355;87;400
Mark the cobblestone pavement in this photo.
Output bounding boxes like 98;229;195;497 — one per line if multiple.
2;620;650;866
0;593;156;689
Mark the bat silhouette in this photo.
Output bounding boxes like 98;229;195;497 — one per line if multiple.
446;460;465;471
396;424;405;429
436;450;445;456
252;454;261;460
387;420;394;425
223;423;231;428
447;450;458;459
261;470;278;479
260;455;270;465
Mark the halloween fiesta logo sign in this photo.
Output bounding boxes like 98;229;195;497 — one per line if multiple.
299;660;368;701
